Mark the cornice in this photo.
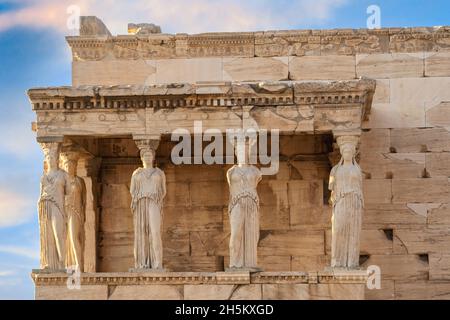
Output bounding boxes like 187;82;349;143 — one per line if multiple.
31;270;368;286
66;26;450;60
27;79;376;116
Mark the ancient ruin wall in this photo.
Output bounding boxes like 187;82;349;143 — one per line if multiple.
68;26;450;300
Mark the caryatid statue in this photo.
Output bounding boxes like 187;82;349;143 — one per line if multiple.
329;135;364;269
61;151;86;272
38;142;68;270
227;137;262;270
130;139;166;270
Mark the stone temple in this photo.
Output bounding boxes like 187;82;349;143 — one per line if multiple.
27;16;450;300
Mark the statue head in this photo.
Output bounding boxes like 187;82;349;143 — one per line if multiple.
340;143;356;162
336;136;359;165
135;139;159;169
140;148;155;168
234;135;257;166
60;151;80;176
41;142;60;172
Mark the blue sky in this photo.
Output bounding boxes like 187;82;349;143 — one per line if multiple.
0;0;449;300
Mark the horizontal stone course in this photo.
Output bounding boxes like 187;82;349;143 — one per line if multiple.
395;281;450;300
393;227;450;254
361;254;429;280
392;178;449;203
356;53;424;79
66;26;450;62
33;271;367;300
289;55;356;80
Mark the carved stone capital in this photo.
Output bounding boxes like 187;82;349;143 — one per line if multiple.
336;135;360;149
60;150;81;162
333;130;361;152
37;136;64;144
133;135;161;155
39;142;61;164
329;131;362;167
333;129;362;139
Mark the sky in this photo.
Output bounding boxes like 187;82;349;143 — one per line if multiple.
0;0;449;300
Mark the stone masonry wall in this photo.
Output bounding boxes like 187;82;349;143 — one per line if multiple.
97;135;336;274
72;26;450;300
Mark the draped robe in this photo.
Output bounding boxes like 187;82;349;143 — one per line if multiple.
329;161;364;269
130;167;166;269
38;169;67;270
227;165;262;269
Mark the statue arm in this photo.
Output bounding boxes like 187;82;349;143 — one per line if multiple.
328;171;336;192
226;167;232;185
130;170;139;209
161;170;167;198
328;175;336;191
329;183;336;206
256;167;263;184
130;172;137;199
359;170;365;208
38;176;44;201
64;171;70;195
328;167;337;205
39;176;43;195
80;178;87;221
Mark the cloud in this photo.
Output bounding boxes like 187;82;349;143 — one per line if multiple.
0;277;22;287
0;0;349;34
0;244;39;260
0;269;16;276
0;121;39;158
0;187;35;228
0;0;71;33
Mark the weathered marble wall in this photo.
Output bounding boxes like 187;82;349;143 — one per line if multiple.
67;25;450;300
96;135;335;274
356;49;450;301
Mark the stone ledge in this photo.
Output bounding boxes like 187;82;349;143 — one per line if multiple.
27;79;376;112
31;270;367;286
32;271;367;300
28;80;375;137
66;25;450;60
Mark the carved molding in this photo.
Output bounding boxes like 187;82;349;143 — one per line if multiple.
133;136;161;152
28;80;375;137
31;271;367;286
28;79;375;112
66;26;450;60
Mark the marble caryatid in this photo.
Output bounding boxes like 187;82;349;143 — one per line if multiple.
130;140;166;270
227;136;262;270
38;142;68;271
329;135;364;269
61;151;86;272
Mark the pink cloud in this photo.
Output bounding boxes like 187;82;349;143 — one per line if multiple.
0;0;72;32
0;187;34;228
0;0;349;34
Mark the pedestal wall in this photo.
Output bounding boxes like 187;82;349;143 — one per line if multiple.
33;271;367;300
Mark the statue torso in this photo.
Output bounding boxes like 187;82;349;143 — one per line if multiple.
131;167;165;202
65;175;84;218
332;164;363;197
227;165;262;201
40;169;67;209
